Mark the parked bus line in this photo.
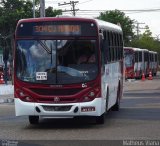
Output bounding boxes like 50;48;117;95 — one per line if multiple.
124;47;158;80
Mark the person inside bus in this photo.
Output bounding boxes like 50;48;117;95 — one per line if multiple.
77;53;95;64
88;54;96;63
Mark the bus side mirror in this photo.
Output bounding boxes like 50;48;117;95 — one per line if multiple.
103;31;106;40
99;33;104;49
99;30;107;49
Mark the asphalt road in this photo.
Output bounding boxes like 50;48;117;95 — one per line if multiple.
0;74;160;145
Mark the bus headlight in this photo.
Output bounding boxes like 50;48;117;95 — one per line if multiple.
19;91;25;97
89;91;95;97
82;91;96;102
24;96;34;102
80;85;100;102
16;89;34;102
84;96;90;101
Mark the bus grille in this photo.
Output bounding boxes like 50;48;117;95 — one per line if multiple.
30;88;82;96
42;105;72;111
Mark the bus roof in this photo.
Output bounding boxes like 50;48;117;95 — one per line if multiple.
124;47;141;51
95;19;122;33
149;50;155;53
124;47;151;52
18;16;96;23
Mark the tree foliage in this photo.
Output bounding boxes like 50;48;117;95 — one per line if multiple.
98;9;134;45
131;25;160;62
46;7;62;17
131;25;160;51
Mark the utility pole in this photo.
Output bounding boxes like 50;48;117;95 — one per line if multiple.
40;0;45;17
58;1;79;16
155;34;160;41
135;21;145;39
33;0;35;18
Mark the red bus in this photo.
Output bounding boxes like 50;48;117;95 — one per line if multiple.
14;17;124;124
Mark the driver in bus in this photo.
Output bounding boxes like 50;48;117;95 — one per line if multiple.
77;53;96;64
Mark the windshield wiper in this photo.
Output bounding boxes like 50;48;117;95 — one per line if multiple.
38;40;51;54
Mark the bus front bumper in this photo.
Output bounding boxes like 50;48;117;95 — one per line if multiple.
14;98;104;118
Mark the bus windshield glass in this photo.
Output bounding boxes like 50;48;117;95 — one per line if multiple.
16;39;98;84
124;51;134;67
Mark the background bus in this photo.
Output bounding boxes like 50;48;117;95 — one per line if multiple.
125;47;158;79
14;17;124;125
124;47;142;79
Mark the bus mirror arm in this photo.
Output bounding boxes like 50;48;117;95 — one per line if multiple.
99;34;104;50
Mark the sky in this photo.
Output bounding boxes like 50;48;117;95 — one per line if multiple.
45;0;160;38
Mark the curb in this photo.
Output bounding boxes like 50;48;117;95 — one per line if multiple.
0;98;14;104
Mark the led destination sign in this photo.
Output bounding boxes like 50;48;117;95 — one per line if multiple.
34;25;81;35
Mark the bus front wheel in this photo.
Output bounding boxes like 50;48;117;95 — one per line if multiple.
29;116;39;125
95;114;105;124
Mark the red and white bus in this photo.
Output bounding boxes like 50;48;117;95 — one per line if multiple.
125;47;158;79
124;47;143;79
14;17;124;124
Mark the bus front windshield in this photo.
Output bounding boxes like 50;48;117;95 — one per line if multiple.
16;39;98;84
124;52;134;67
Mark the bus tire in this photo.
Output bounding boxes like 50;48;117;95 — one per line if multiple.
112;84;120;111
105;88;109;112
29;116;39;125
95;114;105;124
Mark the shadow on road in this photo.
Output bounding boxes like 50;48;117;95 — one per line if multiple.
25;117;103;129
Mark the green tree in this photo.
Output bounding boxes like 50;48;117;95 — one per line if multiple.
98;9;134;45
131;25;160;50
46;7;62;17
0;0;34;36
131;25;160;63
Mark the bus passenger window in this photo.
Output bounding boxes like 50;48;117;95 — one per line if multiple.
119;35;123;59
